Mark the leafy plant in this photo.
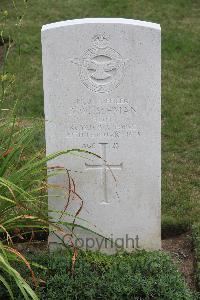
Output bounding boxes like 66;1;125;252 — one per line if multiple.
1;248;196;300
0;4;89;298
1;3;42;298
0;241;39;300
0;113;97;298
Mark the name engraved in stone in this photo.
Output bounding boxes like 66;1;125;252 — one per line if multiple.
69;97;136;117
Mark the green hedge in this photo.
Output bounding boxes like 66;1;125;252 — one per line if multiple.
193;224;200;292
0;248;195;300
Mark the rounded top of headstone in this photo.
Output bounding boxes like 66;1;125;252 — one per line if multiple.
41;18;161;32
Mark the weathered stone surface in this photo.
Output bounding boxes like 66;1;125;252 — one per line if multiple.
42;18;161;252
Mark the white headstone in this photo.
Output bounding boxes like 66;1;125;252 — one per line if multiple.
42;18;161;252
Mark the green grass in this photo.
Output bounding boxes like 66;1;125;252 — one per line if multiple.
1;0;200;234
0;248;196;299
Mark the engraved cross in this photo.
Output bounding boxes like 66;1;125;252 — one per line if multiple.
85;143;123;204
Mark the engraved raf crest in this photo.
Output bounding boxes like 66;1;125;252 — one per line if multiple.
71;34;127;93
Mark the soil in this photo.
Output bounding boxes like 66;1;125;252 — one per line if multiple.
162;232;195;289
